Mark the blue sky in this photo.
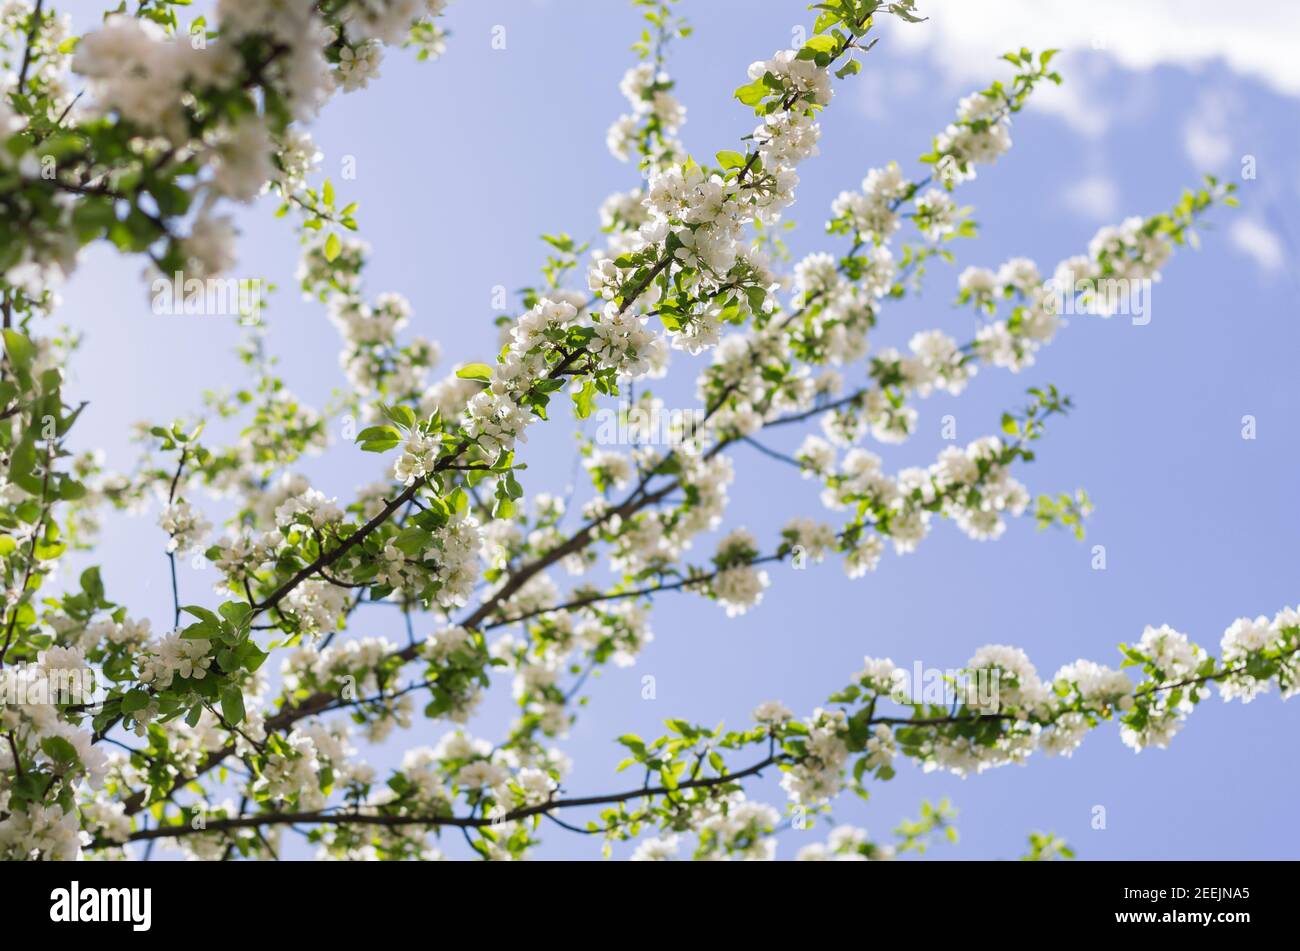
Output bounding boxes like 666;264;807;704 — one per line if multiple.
58;1;1299;859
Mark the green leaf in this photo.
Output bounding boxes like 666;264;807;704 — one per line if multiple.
456;363;493;382
378;403;417;431
220;686;246;725
8;434;41;495
572;379;597;419
2;330;35;380
218;600;253;631
801;34;838;55
324;232;342;262
41;736;78;764
392;526;431;555
120;689;151;715
235;640;269;673
733;78;769;107
182;604;222;626
835;58;861;79
715;150;746;170
356;424;402;452
80;566;105;604
617;734;647;757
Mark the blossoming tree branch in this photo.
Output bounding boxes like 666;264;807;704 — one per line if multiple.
0;0;1291;862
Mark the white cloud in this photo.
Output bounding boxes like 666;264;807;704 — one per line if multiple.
1183;120;1232;169
1181;91;1238;169
1031;76;1111;139
885;1;1300;108
855;66;924;119
1061;176;1120;221
1229;219;1286;273
888;0;1300;92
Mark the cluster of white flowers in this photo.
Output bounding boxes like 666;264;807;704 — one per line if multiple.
159;499;211;555
213;531;282;585
394;431;440;485
0;803;81;861
1054;659;1134;710
780;708;849;805
79;795;131;846
969;214;1180;377
934;90;1013;184
1219;608;1300;702
576;600;655;670
275;487;345;532
810;435;1029;572
336;40;383;91
466;298;571;455
209;115;278;203
831;161;910;242
306;237;441;408
0;664;110;842
423;511;485;609
607;62;686;163
137;632;213;690
832;609;1296;776
696;796;781;861
856;656;904;695
332;291;411;350
1138;623;1205;679
783;517;837;564
796;825;892;861
81;615;153;652
52;1;449;292
72;17;241;143
863;723;897;771
395;746;452;806
1084;215;1173;288
795;434;837;479
589;300;662;379
752;700;794;724
913;188;959;242
216;0;334;118
583;449;634;492
1117;627;1203;751
753;49;832;106
586;43;844;359
284;636;394;698
182;211;240;279
959;257;1044;313
710;564;769;617
275;128;323;193
707;527;768;616
257;728;328;810
630;833;680;861
787;252;891;371
285;579;351;637
342;0;447;45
